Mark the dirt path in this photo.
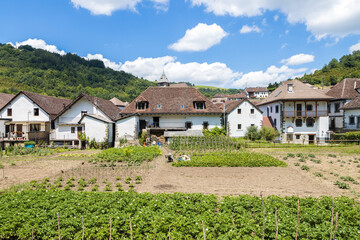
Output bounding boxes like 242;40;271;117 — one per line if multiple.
137;147;344;197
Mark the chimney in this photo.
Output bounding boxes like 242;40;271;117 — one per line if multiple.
287;83;294;93
63;103;66;109
354;81;357;89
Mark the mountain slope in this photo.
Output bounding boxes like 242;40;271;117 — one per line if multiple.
0;44;155;101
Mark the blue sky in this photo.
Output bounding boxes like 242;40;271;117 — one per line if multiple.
1;0;360;88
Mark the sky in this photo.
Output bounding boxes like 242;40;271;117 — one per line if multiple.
1;0;360;88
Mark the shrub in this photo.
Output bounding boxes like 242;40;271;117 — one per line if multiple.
287;153;295;158
313;172;323;177
340;176;355;182
244;126;261;141
259;127;280;141
139;131;147;146
328;154;337;158
334;181;350;189
203;126;226;137
301;165;310;171
308;154;315;158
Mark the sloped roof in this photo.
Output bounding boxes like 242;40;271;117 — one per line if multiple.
110;97;128;106
262;116;273;128
326;78;360;100
55;94;121;121
79;113;114;124
121;87;222;115
212;93;247;99
169;83;190;88
0;91;72;116
258;80;332;106
246;87;269;93
0;93;14;109
158;72;169;83
339;96;360;110
224;99;263;114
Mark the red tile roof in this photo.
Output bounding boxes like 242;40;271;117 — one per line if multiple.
326;78;360;99
262;116;273;128
0;93;14;109
121;87;223;115
245;87;269;93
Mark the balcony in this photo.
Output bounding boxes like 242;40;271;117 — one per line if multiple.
283;110;327;118
1;132;29;141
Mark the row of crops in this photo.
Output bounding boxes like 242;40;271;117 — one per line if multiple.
169;136;240;152
90;146;162;166
0;190;359;239
172;152;287;167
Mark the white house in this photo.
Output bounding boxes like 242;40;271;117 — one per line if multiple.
258;80;332;144
116;74;223;144
339;96;360;131
224;99;263;137
245;87;270;99
0;91;71;145
51;94;120;147
326;78;360;132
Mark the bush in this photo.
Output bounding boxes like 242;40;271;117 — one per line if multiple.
259;127;280;141
334;181;350;189
244;126;261;141
203;126;226;137
139;131;147;146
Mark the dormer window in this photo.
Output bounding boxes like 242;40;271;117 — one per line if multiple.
136;101;148;110
288;83;294;93
34;108;39;116
194;101;206;110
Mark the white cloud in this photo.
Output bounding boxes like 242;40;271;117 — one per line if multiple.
349;42;360;53
169;23;228;52
189;0;360;39
70;0;169;15
9;38;66;55
120;56;242;87
274;15;279;21
239;25;261;34
280;53;315;66
86;53;122;71
232;65;307;88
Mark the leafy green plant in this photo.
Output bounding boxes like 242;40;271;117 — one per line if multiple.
301;165;310;171
294;163;300;166
89;177;97;184
313;172;323;177
116;177;121;181
340;176;355;182
334;181;350;189
125;177;131;184
308;154;315;158
287;153;295;158
328;154;337;158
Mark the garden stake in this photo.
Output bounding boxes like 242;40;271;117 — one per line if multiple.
82;216;85;240
295;196;300;240
275;208;278;240
109;217;112;240
202;221;206;240
334;212;338;240
168;225;171;240
330;197;334;240
129;215;133;240
57;212;61;240
261;192;265;240
32;228;34;240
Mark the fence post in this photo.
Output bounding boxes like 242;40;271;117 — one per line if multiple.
168;225;171;240
334;212;338;239
129;215;133;240
202;221;206;240
57;212;61;240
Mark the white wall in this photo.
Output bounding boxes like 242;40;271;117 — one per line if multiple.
52;97;112;141
0;94;50;122
138;114;221;130
115;116;138;143
81;117;110;143
227;101;263;137
259;102;282;130
343;109;360;130
0;120;9;138
328;100;350;129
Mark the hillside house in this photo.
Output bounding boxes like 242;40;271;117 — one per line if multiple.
117;77;223;144
339;96;360;131
258;80;332;144
51;94;120;147
245;87;269;98
225;99;263;137
110;97;129;111
0;93;14;139
326;78;360;132
211;92;246;104
0;91;71;145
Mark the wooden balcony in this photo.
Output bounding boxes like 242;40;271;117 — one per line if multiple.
283;110;327;118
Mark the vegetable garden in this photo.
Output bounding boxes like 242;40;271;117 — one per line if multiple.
0;190;359;239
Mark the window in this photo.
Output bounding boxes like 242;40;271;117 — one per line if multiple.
250;109;255;114
194;101;206;110
274;119;277;129
51;121;55;130
237;108;242;114
71;127;75;133
306;104;313;111
306;118;314;127
157;104;161;109
251;124;255;126
328;103;331;114
275;105;279;113
296;134;301;140
136;101;148;110
349;116;355;125
81;110;88;116
270;107;273;113
335;103;340;113
202;122;209;130
30;124;40;132
295;119;302;127
237;124;242;130
287;134;293;141
77;127;82;133
7;108;12;117
34;108;39;116
185;121;192;129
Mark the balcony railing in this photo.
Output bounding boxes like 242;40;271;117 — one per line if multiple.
283;110;327;118
1;132;28;141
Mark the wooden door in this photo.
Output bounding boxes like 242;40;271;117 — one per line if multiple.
17;124;23;137
296;104;302;117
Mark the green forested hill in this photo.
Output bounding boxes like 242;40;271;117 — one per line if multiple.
299;50;360;86
0;44;155;101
